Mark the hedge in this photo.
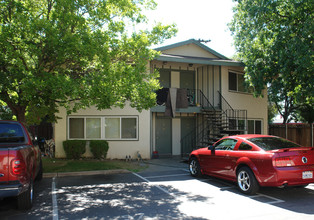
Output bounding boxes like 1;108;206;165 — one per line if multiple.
90;140;109;159
63;140;86;159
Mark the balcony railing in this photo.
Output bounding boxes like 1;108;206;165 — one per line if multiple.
155;88;217;109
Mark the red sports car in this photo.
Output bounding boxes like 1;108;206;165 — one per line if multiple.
189;135;314;194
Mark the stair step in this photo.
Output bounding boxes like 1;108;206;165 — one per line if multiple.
220;130;246;135
210;137;221;142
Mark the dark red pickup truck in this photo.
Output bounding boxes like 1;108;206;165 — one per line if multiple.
0;121;42;210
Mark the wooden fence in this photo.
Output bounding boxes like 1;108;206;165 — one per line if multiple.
29;122;53;140
269;123;314;147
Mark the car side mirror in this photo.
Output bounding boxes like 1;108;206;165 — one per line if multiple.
208;145;215;153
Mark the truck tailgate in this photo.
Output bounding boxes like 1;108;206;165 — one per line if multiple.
0;149;9;182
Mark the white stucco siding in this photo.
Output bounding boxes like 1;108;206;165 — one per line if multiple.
162;43;219;58
171;71;180;88
221;66;268;134
54;103;151;159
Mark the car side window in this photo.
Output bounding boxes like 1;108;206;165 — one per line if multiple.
215;139;237;151
238;142;252;151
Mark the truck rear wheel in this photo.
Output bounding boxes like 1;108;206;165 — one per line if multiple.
17;179;33;210
36;160;43;181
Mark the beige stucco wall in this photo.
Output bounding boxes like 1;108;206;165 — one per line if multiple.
221;66;268;134
162;43;219;58
54;103;151;159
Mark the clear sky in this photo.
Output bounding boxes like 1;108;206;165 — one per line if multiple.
144;0;237;58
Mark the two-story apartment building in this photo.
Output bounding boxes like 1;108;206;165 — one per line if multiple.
54;39;268;159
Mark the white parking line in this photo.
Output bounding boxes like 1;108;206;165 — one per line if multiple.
132;173;174;197
52;177;59;220
145;173;190;179
250;193;285;204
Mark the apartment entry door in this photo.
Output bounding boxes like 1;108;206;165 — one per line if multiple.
181;117;196;155
155;118;172;156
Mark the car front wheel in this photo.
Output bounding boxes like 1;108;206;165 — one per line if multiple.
189;157;202;177
237;167;259;195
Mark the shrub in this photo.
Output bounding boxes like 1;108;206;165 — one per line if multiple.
90;140;109;159
63;140;86;159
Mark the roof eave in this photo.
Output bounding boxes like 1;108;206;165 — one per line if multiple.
154;55;244;67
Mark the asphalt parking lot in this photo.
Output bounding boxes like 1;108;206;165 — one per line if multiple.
1;159;314;220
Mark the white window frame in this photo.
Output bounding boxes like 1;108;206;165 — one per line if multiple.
228;71;253;94
247;119;263;134
68;116;138;141
228;118;246;131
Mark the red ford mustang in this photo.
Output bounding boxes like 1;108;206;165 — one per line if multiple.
189;135;314;194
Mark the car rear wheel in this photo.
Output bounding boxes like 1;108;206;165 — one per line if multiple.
17;179;33;210
237;167;259;195
189;157;202;177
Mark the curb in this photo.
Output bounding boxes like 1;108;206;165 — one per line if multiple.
43;169;131;178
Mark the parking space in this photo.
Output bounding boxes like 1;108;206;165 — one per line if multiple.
1;164;314;220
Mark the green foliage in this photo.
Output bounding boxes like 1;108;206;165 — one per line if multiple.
230;0;313;119
268;102;278;123
0;101;14;120
63;140;86;159
0;0;177;124
90;140;109;159
295;103;314;124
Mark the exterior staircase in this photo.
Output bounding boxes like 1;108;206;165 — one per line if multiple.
181;90;247;159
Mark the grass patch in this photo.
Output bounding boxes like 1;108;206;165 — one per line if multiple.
42;157;148;173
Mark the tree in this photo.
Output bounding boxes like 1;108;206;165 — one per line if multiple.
268;79;298;124
0;101;14;120
0;0;177;124
295;103;314;124
267;101;277;123
229;0;313;123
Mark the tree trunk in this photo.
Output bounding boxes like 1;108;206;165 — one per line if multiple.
16;108;27;124
4;100;27;124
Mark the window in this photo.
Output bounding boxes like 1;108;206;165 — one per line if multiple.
105;118;120;139
121;118;137;139
69;118;84;138
86;118;101;138
249;137;300;151
158;69;171;88
0;123;26;144
238;142;252;151
215;139;237;151
229;119;246;131
229;71;253;93
68;116;138;140
247;120;262;134
105;117;137;140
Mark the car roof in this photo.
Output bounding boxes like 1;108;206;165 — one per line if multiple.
227;134;275;140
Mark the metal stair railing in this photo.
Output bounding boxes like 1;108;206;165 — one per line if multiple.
217;91;247;131
180;89;216;158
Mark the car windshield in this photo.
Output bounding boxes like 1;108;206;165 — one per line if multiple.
248;137;301;151
0;123;25;144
